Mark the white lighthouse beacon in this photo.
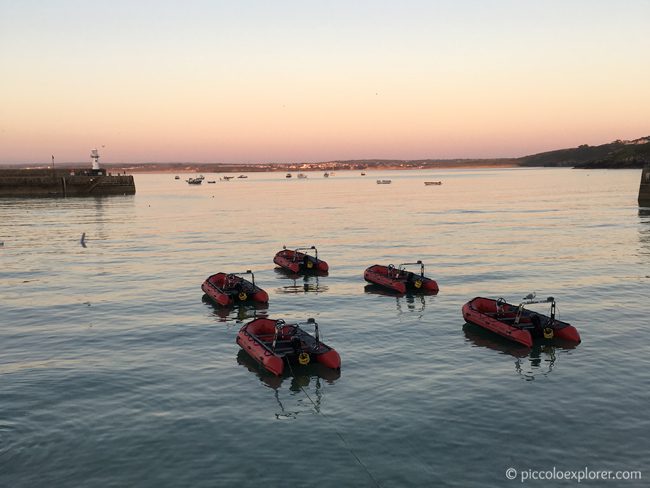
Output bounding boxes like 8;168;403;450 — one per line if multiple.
90;148;104;175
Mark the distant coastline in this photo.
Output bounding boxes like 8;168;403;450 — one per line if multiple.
0;158;519;174
109;159;520;174
3;136;648;173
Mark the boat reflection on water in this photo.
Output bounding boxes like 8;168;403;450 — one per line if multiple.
364;284;430;315
236;349;340;419
396;294;426;316
463;322;577;381
273;268;328;294
364;283;404;297
202;294;268;323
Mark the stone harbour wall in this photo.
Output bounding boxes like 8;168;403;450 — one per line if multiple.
640;165;650;207
0;169;135;197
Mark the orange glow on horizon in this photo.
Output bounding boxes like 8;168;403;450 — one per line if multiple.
2;1;649;164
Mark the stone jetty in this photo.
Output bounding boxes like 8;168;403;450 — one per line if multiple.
640;165;650;207
0;149;135;197
0;168;135;197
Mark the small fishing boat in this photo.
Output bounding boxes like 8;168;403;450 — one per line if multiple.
221;175;234;181
424;181;442;186
207;180;216;184
286;173;292;178
361;172;366;176
238;174;248;179
297;173;308;179
323;172;329;178
201;270;269;306
273;246;329;273
462;295;581;348
236;317;341;376
186;175;205;185
376;179;392;184
364;261;439;294
174;175;180;180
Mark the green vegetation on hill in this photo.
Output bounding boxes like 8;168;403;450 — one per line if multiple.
518;137;650;168
7;137;649;172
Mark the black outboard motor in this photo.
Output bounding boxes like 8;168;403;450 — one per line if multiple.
530;314;543;335
291;335;302;353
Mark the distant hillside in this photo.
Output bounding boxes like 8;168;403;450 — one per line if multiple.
6;137;649;172
518;137;650;168
96;158;519;173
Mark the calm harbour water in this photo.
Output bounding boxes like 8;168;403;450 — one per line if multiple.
1;168;648;487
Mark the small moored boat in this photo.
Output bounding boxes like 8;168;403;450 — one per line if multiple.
462;295;581;348
424;181;442;186
236;317;341;376
273;246;329;274
376;179;392;184
201;270;269;306
364;261;439;294
186;175;205;185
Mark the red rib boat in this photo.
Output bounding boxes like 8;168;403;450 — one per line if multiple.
201;270;269;306
273;246;329;274
364;261;439;294
236;317;341;376
462;295;581;348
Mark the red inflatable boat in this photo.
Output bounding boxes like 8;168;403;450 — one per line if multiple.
273;246;329;274
236;317;341;376
201;270;269;306
462;295;581;348
364;261;439;294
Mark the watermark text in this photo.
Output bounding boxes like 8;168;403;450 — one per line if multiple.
505;466;642;483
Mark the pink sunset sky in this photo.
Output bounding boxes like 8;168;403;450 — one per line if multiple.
1;0;649;164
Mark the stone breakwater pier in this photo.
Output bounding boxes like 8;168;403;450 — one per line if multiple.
640;165;650;207
0;168;135;197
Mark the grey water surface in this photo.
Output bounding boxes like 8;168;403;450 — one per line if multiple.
1;168;648;487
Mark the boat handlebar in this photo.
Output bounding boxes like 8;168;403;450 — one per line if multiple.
227;270;255;286
297;318;320;343
398;261;425;275
294;245;317;252
292;246;318;261
271;318;322;350
518;296;555;306
514;296;556;326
